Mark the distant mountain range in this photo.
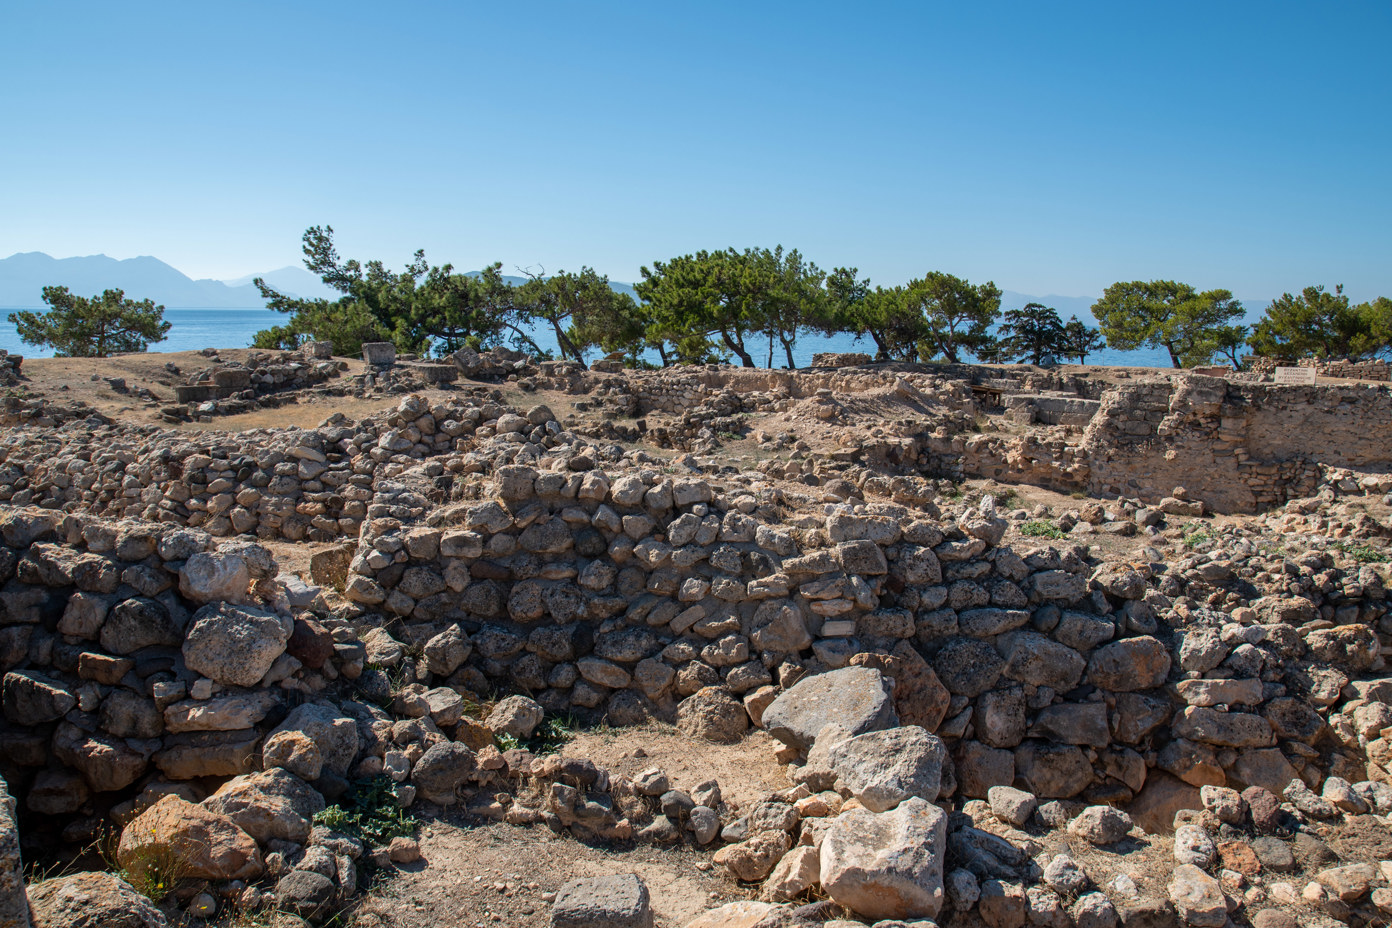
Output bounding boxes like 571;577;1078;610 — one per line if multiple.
0;252;1265;324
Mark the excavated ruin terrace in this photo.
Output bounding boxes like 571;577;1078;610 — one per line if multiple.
1;345;1392;928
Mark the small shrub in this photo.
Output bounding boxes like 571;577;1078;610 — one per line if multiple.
1020;520;1066;539
1182;527;1213;549
312;776;415;846
1332;541;1389;563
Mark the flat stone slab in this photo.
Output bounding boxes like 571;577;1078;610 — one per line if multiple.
762;665;898;751
552;873;652;928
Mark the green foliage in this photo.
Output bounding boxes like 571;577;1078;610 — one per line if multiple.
312;775;416;846
1059;315;1105;364
1091;280;1245;368
1020;519;1066;539
516;266;639;362
635;246;832;369
997;303;1065;365
1331;541;1389;563
1208;324;1250;368
493;712;578;755
255;227;536;359
9;287;170;357
844;284;931;361
906;272;1002;363
1182;526;1213;549
1247;285;1392;362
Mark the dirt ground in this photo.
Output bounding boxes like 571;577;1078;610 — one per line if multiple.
361;726;784;928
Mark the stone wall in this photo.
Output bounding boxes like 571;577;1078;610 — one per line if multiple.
0;395;565;543
922;375;1392;514
336;464;1392;808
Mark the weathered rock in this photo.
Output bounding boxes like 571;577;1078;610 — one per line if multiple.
201;767;326;844
178;551;250;604
99;597;181;655
552;873;653;928
988;786;1038;827
682;902;778;928
677;686;749;743
410;742;476;805
267;703;359;778
0;780;28;928
487;695;545;739
713;831;792;882
1167;865;1226;928
932;637;1004;697
827;726;945;812
819;797;947;920
1086;637;1170;692
2;670;75;725
276;870;336;920
27;871;167;928
1067;806;1133;845
760;846;821;902
182;602;292;687
763;666;898;751
262;730;323;782
117;795;262;882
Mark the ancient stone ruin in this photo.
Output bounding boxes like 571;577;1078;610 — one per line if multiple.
0;349;1391;927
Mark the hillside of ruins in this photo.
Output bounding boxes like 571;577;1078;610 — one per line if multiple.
2;341;1392;928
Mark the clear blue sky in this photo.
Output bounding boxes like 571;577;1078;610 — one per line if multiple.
2;1;1389;302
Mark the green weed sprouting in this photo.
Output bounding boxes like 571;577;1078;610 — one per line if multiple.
312;776;416;846
1332;541;1389;563
1020;520;1066;539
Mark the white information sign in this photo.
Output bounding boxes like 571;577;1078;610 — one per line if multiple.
1273;366;1316;385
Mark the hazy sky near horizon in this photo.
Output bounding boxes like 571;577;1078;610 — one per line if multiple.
2;1;1389;301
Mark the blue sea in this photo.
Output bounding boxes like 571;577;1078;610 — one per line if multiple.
0;306;1177;369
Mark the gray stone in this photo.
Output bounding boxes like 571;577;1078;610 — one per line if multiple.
0;779;28;928
552;873;653;928
1067;806;1133;845
1167;865;1225;928
276;869;336;920
763;666;898;751
178;551;250;604
820;797;947;920
182;602;292;687
827;726;946;812
486;695;545;739
988;786;1037;827
411;742;476;805
26;870;165;928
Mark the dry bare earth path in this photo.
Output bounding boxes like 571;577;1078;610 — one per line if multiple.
364;729;784;928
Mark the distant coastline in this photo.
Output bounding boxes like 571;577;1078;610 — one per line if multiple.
0;305;1182;369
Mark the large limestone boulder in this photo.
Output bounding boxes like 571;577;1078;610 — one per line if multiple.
763;666;898;751
201;768;326;844
117;795;262;882
819;796;948;920
182;602;292;687
827;725;946;812
28;871;167;928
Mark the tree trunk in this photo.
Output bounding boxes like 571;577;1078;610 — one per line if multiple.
781;335;797;370
720;328;754;367
1166;343;1181;368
